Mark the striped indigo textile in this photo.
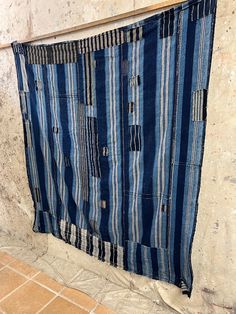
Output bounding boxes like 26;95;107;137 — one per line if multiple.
12;0;217;296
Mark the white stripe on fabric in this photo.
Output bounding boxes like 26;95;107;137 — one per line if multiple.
160;34;171;272
104;242;111;263
154;36;166;248
65;63;83;226
130;38;142;243
90;53;95;108
60;220;66;240
85;53;91;105
93;235;99;258
112;46;119;244
193;89;206;121
135;39;141;243
130;40;137;242
107;46;120;244
47;64;68;221
80;229;87;252
19;55;29;92
70;224;76;245
117;245;124;268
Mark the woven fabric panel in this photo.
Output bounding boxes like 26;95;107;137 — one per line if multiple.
12;0;217;296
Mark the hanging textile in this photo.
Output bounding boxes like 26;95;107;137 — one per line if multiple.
12;0;217;296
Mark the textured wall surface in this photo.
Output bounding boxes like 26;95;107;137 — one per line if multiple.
0;0;235;313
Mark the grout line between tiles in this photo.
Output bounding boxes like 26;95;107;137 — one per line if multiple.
36;286;90;314
58;293;91;312
31;278;65;295
36;271;94;313
90;300;98;313
89;279;120;314
36;290;62;314
0;264;11;273
6;264;40;280
0;256;18;269
0;269;41;304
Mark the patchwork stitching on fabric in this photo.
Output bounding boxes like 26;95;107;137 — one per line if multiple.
19;91;27;114
192;89;208;121
34;187;41;203
64;156;71;167
78;103;89;201
100;200;107;209
83;53;95;106
129;75;141;87
101;146;109;157
35;80;43;91
128;102;135;113
87;117;101;178
129;125;141;151
24;120;33;148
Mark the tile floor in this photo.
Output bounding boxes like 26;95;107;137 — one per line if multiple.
0;251;116;314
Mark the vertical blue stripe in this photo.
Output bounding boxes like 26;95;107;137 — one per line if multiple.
64;63;80;224
95;49;111;242
121;42;130;271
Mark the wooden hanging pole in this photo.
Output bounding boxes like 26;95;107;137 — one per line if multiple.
0;0;186;50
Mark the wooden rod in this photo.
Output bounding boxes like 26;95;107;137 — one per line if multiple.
0;0;186;50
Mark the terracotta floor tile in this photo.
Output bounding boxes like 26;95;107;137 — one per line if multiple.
95;304;117;314
0;268;26;300
9;259;39;278
0;281;55;314
34;272;64;293
0;252;16;265
0;253;115;314
61;287;97;311
40;297;88;314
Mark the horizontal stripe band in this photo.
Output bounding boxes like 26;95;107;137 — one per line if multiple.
12;26;143;64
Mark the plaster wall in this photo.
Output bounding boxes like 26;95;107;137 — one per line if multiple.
0;0;235;313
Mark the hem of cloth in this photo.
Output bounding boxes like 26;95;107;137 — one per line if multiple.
32;210;192;296
11;0;202;64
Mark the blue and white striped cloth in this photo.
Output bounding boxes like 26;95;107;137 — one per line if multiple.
12;0;217;296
